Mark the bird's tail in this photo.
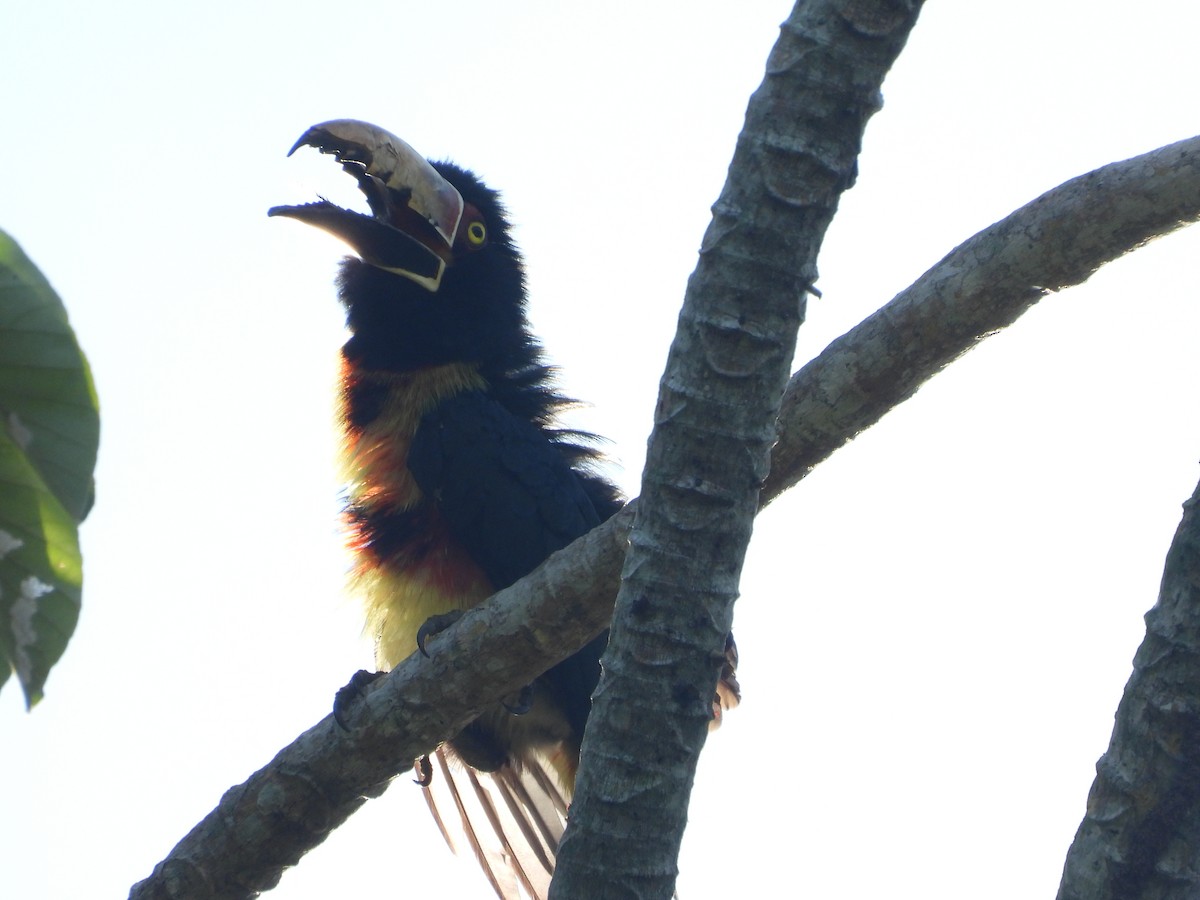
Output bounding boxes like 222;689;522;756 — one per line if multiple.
423;748;568;900
422;633;741;899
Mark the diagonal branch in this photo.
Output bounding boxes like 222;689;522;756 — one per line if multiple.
130;135;1200;900
130;511;632;899
764;133;1200;501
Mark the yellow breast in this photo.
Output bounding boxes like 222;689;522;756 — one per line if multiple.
338;357;493;668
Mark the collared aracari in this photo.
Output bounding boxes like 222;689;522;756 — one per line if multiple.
270;120;738;899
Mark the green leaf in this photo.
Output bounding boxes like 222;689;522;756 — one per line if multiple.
0;435;83;707
0;231;98;707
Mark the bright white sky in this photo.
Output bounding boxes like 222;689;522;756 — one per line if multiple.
4;2;1200;898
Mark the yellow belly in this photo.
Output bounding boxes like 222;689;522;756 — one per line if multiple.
356;533;494;669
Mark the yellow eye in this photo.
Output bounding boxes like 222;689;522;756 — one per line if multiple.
466;221;487;246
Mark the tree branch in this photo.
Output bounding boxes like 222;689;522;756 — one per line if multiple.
764;133;1200;501
130;510;632;899
1056;475;1200;900
130;101;1200;900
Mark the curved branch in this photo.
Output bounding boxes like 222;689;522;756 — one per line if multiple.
763;133;1200;501
130;136;1200;900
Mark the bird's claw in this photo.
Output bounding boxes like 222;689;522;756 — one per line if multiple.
710;632;742;731
416;609;466;657
502;684;535;716
333;669;384;730
413;754;434;786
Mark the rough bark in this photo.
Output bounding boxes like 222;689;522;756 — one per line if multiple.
1056;476;1200;900
128;49;1200;900
128;515;630;899
550;1;926;897
129;131;1200;900
764;133;1200;501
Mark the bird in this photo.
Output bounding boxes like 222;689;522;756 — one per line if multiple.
270;120;739;899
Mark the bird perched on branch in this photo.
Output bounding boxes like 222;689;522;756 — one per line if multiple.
271;120;738;899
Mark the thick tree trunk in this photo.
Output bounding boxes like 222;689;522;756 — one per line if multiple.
551;2;927;896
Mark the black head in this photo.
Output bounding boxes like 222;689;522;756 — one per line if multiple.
271;121;538;377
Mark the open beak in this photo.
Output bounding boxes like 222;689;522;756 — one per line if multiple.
269;120;465;291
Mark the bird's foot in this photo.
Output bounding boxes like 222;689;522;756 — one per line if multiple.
501;684;535;716
333;668;384;730
710;633;742;731
416;609;466;657
413;754;434;786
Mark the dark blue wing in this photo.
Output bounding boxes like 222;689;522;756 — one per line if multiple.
408;390;605;590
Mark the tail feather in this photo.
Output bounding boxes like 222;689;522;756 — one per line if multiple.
490;769;558;873
421;633;741;898
465;767;548;899
495;765;566;862
422;764;459;850
521;758;570;819
424;748;568;900
425;751;520;899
